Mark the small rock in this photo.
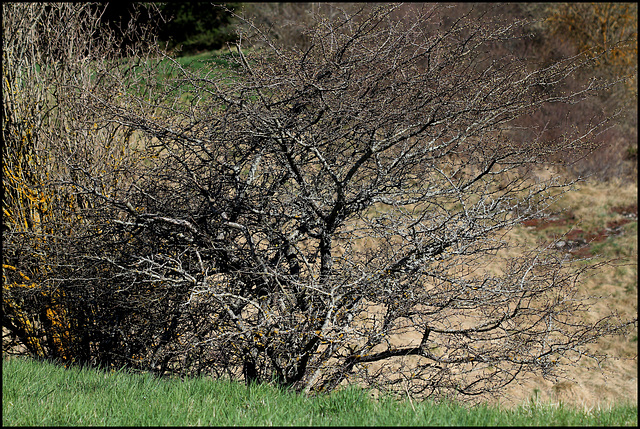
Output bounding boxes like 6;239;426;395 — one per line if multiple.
568;238;587;248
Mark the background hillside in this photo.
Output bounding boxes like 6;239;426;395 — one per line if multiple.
154;2;638;182
94;2;636;182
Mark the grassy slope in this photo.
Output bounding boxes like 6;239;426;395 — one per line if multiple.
2;356;637;426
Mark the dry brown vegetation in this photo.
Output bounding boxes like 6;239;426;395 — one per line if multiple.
466;178;636;408
332;175;637;408
497;179;637;409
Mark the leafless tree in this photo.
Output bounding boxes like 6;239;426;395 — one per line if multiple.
3;3;635;401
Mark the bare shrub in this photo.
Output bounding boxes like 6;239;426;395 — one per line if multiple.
3;3;635;401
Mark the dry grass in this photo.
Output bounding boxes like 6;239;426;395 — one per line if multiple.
494;178;637;410
348;175;637;409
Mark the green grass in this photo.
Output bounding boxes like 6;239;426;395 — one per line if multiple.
173;49;241;71
3;357;637;426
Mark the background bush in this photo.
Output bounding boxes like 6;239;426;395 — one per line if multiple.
155;2;241;54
